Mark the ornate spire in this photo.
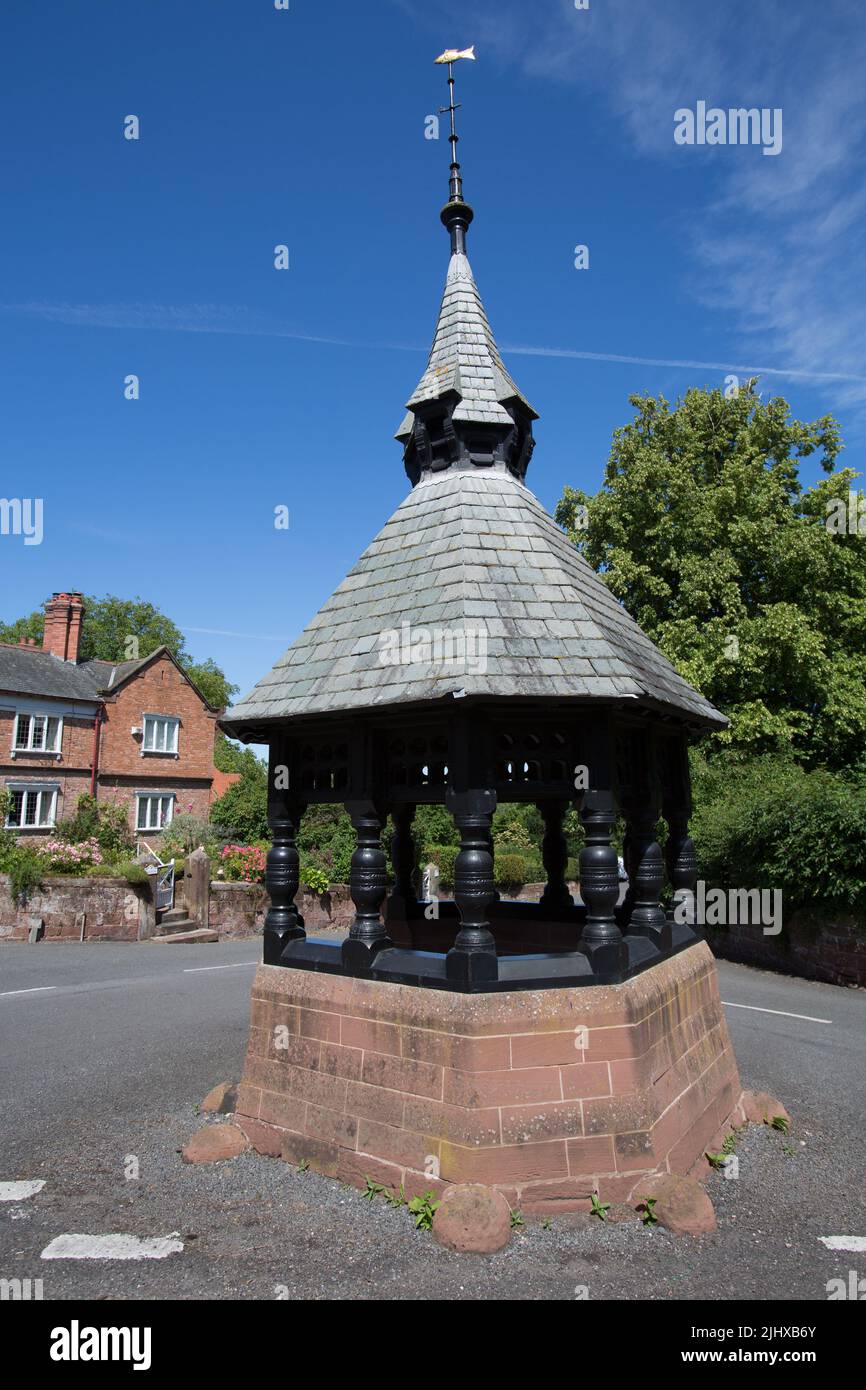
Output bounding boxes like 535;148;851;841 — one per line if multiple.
396;49;538;488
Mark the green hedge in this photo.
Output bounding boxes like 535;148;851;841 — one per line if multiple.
691;753;866;912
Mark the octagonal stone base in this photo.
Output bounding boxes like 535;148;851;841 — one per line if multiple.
232;942;742;1215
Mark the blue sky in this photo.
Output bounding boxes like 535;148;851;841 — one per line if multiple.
2;0;865;704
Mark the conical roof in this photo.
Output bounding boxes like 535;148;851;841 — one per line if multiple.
395;251;536;442
223;468;726;730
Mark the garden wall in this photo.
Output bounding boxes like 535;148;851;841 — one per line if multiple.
0;875;148;942
706;910;866;989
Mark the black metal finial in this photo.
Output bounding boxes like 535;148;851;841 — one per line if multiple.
435;47;476;254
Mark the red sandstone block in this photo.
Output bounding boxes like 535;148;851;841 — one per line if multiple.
566;1134;617;1176
510;1030;590;1069
583;1093;655;1137
337;1150;403;1194
234;1115;283;1157
280;1065;348;1112
519;1180;594;1217
401;1028;510;1071
305;1103;358;1149
258;1090;307;1132
346;1080;405;1127
583;1023;645;1062
298;1008;341;1043
341;1016;403;1056
358;1119;438;1171
440;1139;569;1185
559;1061;612;1101
403;1096;501;1147
320;1043;363;1081
281;1132;340;1177
613;1130;656;1170
266;1034;322;1070
234;1084;262;1120
362;1051;443;1100
500;1101;584;1145
444;1065;562;1108
594;1172;647;1204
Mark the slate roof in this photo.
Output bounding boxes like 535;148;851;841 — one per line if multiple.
0;645;184;703
395;252;537;442
223;468;727;730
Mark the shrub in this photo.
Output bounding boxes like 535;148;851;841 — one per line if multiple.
40;838;103;872
210;764;268;843
4;847;44;904
301;864;330;896
494;853;527;895
298;805;355;885
219;844;267;884
425;843;458;889
158;815;219;861
55;794;133;860
691;752;866;912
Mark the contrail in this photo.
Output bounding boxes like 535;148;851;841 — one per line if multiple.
5;300;864;385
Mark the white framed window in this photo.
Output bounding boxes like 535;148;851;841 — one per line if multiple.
5;784;58;829
136;793;175;832
13;712;63;754
142;715;179;755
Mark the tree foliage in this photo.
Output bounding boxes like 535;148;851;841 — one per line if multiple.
555;386;865;769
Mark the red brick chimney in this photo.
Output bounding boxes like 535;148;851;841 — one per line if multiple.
42;592;85;663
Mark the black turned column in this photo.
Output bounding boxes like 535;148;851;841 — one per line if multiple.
577;790;628;975
625;807;673;950
446;788;498;985
537;799;574;911
342;800;391;971
388;803;417;921
263;801;306;964
663;735;698;928
666;811;698;927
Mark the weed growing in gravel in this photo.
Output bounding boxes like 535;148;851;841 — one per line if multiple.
637;1196;659;1226
297;1159;310;1173
590;1194;610;1221
770;1114;790;1133
384;1185;407;1209
407;1192;439;1230
510;1209;525;1230
362;1177;386;1201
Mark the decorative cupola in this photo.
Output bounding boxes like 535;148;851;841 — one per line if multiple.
396;59;537;486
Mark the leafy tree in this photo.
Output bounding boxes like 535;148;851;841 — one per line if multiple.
183;659;238;712
210;759;269;843
555;385;865;769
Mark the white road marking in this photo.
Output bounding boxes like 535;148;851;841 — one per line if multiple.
183;962;257;974
0;986;58;997
0;1180;45;1202
722;1001;832;1024
41;1232;184;1261
819;1235;866;1253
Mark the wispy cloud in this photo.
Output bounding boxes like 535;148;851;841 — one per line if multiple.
6;298;863;388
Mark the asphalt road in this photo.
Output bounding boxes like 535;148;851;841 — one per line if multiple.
0;941;863;1301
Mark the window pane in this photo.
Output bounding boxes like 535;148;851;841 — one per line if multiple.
24;791;37;825
47;718;61;752
15;716;30;749
31;717;45;750
9;791;24;826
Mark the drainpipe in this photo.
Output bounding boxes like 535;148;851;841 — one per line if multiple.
90;706;104;797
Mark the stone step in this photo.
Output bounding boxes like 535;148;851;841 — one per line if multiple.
150;928;219;944
154;917;199;935
158;907;190;924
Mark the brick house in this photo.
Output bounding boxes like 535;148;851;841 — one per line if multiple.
0;592;226;841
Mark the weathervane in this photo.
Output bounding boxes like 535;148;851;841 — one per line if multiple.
434;46;476;251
